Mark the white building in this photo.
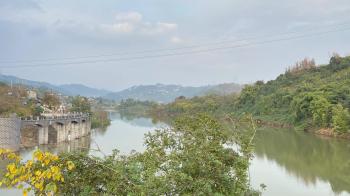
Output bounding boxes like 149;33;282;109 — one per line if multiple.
26;90;37;99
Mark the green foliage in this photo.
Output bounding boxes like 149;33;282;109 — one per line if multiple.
0;84;35;117
32;106;44;117
56;114;258;195
332;104;350;133
91;110;111;128
70;96;91;114
238;83;261;107
117;98;158;116
310;96;332;127
153;55;350;132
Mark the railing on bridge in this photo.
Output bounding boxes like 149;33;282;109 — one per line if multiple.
21;112;90;121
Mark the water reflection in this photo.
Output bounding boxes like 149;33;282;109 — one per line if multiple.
90;113;164;155
252;129;350;195
117;112;163;127
20;135;91;160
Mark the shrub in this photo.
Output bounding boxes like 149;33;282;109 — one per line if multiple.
332;104;350;133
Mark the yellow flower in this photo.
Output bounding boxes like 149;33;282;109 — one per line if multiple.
43;158;50;165
7;163;17;174
34;150;44;161
7;152;19;160
50;166;60;174
35;170;42;176
34;181;43;190
51;155;59;161
66;161;75;171
46;171;52;179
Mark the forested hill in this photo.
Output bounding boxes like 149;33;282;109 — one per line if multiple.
0;74;111;97
104;83;242;103
236;55;350;129
152;55;350;134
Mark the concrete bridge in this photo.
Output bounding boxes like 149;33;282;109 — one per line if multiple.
0;114;91;151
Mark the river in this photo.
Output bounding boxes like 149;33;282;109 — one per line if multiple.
1;113;350;195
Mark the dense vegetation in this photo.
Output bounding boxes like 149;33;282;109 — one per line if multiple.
117;98;159;117
0;83;41;117
1;115;259;195
104;83;242;103
69;96;111;128
234;55;350;132
119;55;350;135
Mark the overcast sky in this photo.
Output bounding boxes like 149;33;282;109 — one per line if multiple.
0;0;350;91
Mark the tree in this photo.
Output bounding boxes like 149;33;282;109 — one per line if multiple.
32;106;44;116
50;115;257;195
286;58;316;74
290;93;314;122
310;96;332;127
70;96;91;114
332;104;350;133
238;85;260;107
42;93;60;110
91;109;110;128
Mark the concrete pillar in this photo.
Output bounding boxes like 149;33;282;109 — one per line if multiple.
58;124;66;143
73;123;78;139
77;121;82;138
53;123;65;143
55;124;60;143
38;126;48;145
81;122;86;136
64;123;69;141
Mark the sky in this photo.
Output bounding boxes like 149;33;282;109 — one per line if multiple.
0;0;350;91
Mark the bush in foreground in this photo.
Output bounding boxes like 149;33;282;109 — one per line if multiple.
1;114;259;195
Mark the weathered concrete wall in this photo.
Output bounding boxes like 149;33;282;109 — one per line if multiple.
20;125;39;148
0;115;91;150
0;117;21;151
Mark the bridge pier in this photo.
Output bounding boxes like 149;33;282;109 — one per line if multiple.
38;126;49;145
54;123;66;143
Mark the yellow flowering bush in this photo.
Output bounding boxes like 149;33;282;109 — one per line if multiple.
0;148;75;196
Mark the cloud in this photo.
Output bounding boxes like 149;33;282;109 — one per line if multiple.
100;11;178;36
155;22;178;32
115;11;143;23
101;22;134;33
170;36;184;44
0;0;40;10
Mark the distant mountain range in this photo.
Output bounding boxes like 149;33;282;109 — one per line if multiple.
0;74;112;97
58;84;111;97
103;83;242;103
0;74;242;102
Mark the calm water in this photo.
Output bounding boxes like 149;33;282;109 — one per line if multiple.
1;113;350;195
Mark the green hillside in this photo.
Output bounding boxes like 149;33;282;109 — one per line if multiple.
105;83;242;103
236;55;350;131
0;83;37;117
151;55;350;134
